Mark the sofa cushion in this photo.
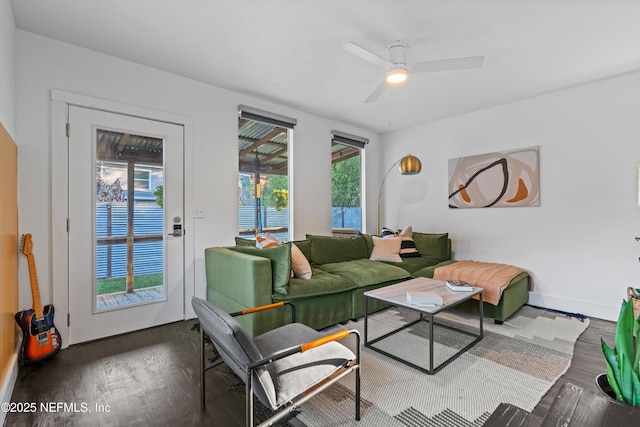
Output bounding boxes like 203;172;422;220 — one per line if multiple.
412;232;450;261
258;234;312;280
306;234;368;265
380;226;421;258
231;242;292;296
361;233;374;257
380;227;397;237
382;257;435;274
235;236;256;246
317;259;411;288
398;225;421;258
292;239;311;260
275;268;356;301
256;234;280;248
369;236;402;262
291;243;312;280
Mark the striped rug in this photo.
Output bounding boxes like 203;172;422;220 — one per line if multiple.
295;305;589;427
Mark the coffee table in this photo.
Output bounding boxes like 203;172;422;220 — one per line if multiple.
364;277;484;374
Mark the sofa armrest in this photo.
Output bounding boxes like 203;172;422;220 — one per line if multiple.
204;247;274;309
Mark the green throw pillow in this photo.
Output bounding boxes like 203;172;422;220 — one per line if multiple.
232;242;292;296
361;233;374;257
235;236;256;247
291;239;311;260
412;232;450;261
306;234;368;265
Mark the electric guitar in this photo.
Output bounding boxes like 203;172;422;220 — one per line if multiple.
15;233;61;364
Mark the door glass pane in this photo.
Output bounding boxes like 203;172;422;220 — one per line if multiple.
238;118;289;241
95;130;165;311
332;142;362;233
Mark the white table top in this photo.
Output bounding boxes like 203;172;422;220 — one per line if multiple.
364;277;482;314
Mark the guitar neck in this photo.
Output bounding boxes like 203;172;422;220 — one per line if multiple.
26;254;44;319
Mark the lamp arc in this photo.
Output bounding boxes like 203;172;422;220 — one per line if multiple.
376;154;422;235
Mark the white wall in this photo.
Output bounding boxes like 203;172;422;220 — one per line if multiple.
15;30;380;317
380;71;640;321
0;0;15;136
18;23;636;326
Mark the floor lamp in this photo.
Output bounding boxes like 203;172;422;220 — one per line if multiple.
376;154;422;235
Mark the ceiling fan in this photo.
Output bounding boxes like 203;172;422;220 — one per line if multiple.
341;40;485;103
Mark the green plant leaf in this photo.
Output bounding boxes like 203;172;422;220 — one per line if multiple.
620;352;635;404
602;337;622;391
602;299;640;406
616;300;634;365
606;363;623;401
635;314;640;371
632;369;640;406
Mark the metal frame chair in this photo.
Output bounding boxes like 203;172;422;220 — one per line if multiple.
192;297;361;427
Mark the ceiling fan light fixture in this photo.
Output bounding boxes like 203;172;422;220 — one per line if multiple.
385;67;408;86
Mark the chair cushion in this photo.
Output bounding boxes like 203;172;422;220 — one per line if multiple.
191;297;276;407
253;323;355;408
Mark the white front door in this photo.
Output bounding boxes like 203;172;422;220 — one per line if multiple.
67;106;184;344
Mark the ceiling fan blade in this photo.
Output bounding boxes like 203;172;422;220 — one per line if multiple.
408;55;485;73
341;42;390;68
364;80;387;103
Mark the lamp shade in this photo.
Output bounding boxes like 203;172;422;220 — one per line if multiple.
399;155;422;175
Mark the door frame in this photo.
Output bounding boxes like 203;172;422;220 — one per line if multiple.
51;90;195;347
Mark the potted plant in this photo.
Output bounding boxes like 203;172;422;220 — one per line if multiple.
599;298;640;406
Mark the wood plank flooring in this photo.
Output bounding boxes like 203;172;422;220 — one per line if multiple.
532;314;615;418
5;309;616;427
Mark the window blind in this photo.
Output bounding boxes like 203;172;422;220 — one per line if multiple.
331;130;368;149
238;105;297;129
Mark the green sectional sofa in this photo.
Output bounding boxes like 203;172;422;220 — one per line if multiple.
204;232;529;336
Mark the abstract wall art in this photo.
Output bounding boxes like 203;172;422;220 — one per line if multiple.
448;146;540;208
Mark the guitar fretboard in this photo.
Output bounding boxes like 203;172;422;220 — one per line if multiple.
26;254;44;319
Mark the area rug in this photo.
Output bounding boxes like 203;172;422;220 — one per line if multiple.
294;305;589;427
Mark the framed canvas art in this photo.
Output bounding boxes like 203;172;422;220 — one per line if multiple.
448;146;540;208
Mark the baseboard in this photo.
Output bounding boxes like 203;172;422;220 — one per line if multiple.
528;292;618;322
0;346;19;426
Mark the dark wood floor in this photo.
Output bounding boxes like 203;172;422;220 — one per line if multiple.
5;310;615;427
532;314;615;418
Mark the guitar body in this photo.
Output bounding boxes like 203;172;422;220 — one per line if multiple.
15;304;61;364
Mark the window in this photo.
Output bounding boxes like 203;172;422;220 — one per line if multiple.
134;169;151;190
331;131;367;234
96;162;161;201
238;106;296;241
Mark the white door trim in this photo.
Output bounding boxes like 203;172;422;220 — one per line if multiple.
50;90;195;348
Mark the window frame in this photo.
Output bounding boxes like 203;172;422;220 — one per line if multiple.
331;131;367;235
237;107;296;240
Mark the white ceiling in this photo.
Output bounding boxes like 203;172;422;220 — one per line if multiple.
10;0;640;134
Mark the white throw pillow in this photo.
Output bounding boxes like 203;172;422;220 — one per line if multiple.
369;236;402;262
291;243;312;280
256;233;280;248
